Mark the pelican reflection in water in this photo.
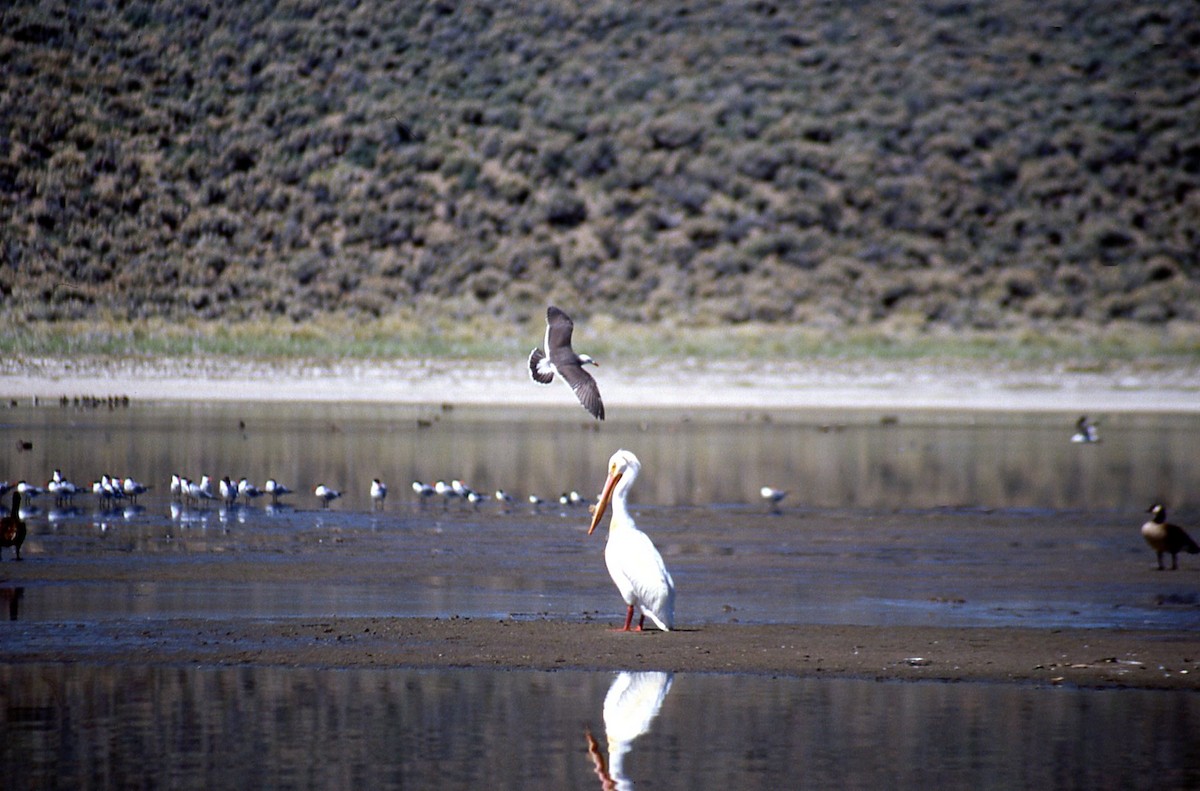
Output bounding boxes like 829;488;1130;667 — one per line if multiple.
586;671;673;791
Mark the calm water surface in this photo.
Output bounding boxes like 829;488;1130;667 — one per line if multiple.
2;664;1197;790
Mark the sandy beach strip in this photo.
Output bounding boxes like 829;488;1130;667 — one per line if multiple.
2;356;1199;412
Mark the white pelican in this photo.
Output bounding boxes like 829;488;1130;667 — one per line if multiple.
370;478;388;509
264;478;291;504
586;671;674;790
587;449;675;632
529;306;605;420
1071;415;1100;443
1142;504;1200;570
315;484;342;508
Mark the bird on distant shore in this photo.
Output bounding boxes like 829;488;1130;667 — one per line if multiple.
1071;415;1100;443
238;478;264;501
760;486;787;513
529;306;605;420
264;478;291;504
123;477;148;504
1142;504;1200;571
48;470;81;506
315;484;342;508
412;480;434;503
588;449;675;632
370;478;388;509
1;492;27;561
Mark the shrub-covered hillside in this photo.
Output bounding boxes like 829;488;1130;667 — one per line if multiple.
1;0;1198;337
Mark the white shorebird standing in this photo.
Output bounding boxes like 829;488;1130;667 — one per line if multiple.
587;449;675;632
528;306;605;420
315;484;342;508
760;486;787;513
238;478;264;501
412;480;434;503
370;479;388;509
264;479;291;505
123;477;149;504
49;470;81;506
219;477;239;506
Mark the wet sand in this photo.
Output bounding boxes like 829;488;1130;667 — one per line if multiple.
5;615;1199;690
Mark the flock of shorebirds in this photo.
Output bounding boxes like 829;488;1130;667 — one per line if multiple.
2;309;1199;628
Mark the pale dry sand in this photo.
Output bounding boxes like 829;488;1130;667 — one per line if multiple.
2;356;1199;412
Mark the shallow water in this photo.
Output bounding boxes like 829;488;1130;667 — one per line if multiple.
3;401;1198;511
2;402;1199;630
1;664;1196;790
3;402;1199;789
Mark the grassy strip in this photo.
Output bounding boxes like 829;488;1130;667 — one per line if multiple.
2;317;1199;366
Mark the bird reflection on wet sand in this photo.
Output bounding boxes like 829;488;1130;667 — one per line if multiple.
585;671;673;791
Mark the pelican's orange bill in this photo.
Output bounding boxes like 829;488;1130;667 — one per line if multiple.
587;470;622;535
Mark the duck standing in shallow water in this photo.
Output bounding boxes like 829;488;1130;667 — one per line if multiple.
587;449;675;632
1142;504;1200;570
1;492;27;561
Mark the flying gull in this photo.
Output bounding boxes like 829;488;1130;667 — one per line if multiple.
529;306;605;420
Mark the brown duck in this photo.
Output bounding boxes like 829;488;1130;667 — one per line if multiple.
1;491;27;561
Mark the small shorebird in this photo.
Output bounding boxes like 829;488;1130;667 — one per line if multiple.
528;493;545;509
587;449;675;632
494;489;515;507
264;479;291;504
412;481;435;502
315;484;342;508
48;470;81;506
219;477;239;505
238;478;264;501
1071;415;1100;443
1142;504;1200;570
529;306;605;420
370;478;388;509
760;486;787;513
16;481;45;501
189;478;215;506
123;477;149;504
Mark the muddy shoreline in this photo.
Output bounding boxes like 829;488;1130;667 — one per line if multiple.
2;616;1197;690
